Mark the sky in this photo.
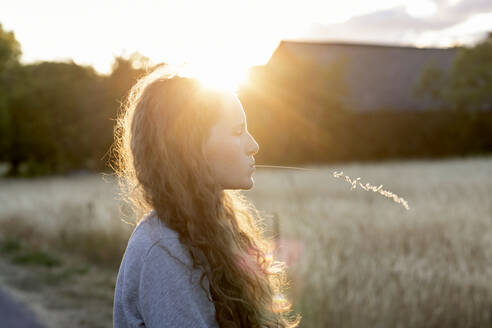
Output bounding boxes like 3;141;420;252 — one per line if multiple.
1;0;492;82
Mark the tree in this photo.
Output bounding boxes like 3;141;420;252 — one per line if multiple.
446;32;492;111
416;32;492;112
0;23;21;72
7;61;106;175
2;49;156;176
0;23;22;163
105;52;150;111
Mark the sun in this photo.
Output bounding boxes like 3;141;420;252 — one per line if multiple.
178;61;250;92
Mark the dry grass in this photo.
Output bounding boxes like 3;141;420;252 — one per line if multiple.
1;155;491;328
245;155;492;328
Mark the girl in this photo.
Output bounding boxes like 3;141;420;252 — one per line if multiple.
112;66;301;328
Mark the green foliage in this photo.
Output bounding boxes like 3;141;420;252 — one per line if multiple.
0;237;62;268
6;62;107;175
12;249;62;267
1;50;150;176
0;239;21;253
0;24;22;163
0;236;89;288
416;32;492;112
446;32;492;111
0;23;21;72
344;110;492;161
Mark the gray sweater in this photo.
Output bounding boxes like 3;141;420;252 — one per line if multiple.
113;211;219;328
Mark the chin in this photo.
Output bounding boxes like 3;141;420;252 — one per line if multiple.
241;178;254;190
226;179;254;190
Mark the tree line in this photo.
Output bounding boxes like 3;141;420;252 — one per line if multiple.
0;24;150;176
0;23;491;176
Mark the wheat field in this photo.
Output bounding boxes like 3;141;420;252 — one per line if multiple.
1;155;491;328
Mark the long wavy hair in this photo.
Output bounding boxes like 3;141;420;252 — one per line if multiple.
111;65;301;328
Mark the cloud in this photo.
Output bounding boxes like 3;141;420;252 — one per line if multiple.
305;0;492;45
433;0;492;28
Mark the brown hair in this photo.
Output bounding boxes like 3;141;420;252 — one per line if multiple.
112;65;301;327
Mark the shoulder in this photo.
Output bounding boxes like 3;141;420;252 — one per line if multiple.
136;225;218;328
114;211;218;328
122;210;192;271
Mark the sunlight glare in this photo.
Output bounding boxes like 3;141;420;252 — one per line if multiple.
180;60;250;92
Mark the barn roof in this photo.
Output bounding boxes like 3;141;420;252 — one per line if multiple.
267;40;459;111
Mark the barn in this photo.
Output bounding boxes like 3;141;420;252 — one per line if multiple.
266;40;458;112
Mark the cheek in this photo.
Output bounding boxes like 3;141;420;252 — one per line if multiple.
207;137;242;173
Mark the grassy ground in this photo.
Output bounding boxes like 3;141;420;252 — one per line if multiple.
0;237;115;328
0;155;491;327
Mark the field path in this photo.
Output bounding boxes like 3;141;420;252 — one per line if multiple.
0;256;66;328
0;287;45;328
0;253;117;328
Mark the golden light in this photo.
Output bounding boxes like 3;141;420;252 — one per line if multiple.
178;59;251;93
272;293;292;313
10;0;490;75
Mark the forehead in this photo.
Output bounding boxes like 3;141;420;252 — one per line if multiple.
218;93;245;125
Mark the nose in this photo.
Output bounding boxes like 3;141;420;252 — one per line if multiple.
247;132;259;156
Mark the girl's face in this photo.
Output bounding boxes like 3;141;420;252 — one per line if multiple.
203;93;259;190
